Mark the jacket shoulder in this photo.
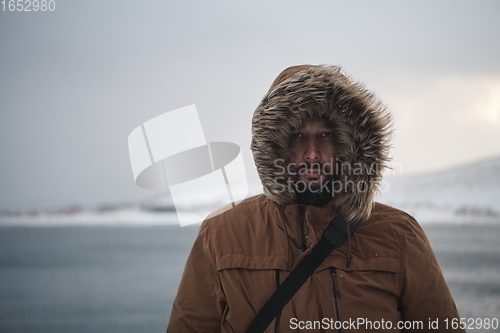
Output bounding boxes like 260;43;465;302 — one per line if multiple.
202;193;271;230
199;193;275;245
365;202;428;249
337;202;427;273
369;202;422;231
198;193;288;267
205;193;267;221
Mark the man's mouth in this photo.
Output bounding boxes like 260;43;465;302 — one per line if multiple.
303;169;321;177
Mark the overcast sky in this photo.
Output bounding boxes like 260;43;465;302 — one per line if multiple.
1;0;499;210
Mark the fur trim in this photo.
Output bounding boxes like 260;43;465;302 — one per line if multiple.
251;65;392;221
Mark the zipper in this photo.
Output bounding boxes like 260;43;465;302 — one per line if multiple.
297;205;308;252
330;267;342;333
274;270;281;333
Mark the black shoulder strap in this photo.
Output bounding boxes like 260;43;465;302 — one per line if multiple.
246;215;359;333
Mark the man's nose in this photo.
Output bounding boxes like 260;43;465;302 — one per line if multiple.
303;139;321;161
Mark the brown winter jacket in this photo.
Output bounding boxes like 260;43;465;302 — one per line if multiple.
167;195;463;332
167;65;464;332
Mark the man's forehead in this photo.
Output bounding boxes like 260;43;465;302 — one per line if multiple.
293;117;333;130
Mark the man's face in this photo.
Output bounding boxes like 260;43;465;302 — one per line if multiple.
288;118;337;197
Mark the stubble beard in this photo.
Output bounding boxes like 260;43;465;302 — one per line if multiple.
292;164;335;207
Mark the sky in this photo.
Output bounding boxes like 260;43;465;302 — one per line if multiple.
1;0;499;211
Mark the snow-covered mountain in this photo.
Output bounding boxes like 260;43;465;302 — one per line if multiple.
2;157;498;226
377;156;500;224
0;182;263;227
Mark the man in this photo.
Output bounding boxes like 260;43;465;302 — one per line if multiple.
167;65;464;332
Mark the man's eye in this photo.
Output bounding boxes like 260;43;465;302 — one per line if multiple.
322;132;333;138
291;133;302;139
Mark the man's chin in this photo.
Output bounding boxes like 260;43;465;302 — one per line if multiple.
294;179;333;207
300;176;325;186
294;189;332;207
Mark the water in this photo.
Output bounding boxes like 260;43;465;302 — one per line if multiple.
0;226;198;333
424;224;500;330
0;224;499;332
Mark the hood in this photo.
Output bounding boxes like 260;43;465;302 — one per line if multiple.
251;65;392;221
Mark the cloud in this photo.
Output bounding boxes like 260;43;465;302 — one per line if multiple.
435;76;500;126
380;72;500;174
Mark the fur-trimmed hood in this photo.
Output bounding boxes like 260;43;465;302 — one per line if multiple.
251;65;392;221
